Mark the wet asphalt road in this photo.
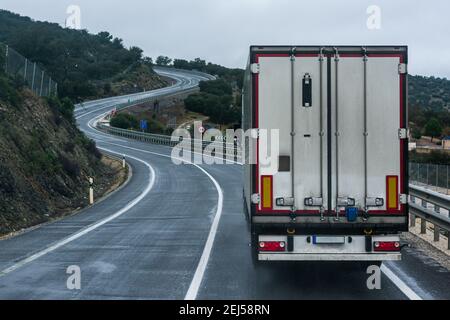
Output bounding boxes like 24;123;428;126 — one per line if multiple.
0;68;449;300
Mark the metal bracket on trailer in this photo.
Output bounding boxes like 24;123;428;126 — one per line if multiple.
251;193;261;204
398;128;409;139
398;63;407;74
400;194;408;204
250;63;260;74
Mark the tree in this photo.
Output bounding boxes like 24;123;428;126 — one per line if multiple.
411;127;422;140
156;56;172;66
129;46;143;61
110;113;138;130
424;118;442;142
173;59;190;69
142;57;153;66
97;31;113;43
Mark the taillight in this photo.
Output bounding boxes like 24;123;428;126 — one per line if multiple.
258;241;286;252
261;176;273;209
373;241;401;252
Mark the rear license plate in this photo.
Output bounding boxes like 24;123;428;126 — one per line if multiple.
313;236;346;244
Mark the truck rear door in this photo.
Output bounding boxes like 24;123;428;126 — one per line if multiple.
254;47;407;220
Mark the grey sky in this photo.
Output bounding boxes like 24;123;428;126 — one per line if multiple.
1;0;449;77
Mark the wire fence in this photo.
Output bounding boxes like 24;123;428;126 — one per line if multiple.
0;42;57;97
409;163;450;195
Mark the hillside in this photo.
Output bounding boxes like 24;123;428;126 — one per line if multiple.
409;75;450;112
408;75;450;138
0;72;126;236
0;10;167;101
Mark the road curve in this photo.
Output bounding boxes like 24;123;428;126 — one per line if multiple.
0;68;448;300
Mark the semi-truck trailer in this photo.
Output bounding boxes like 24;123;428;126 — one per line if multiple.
242;46;408;265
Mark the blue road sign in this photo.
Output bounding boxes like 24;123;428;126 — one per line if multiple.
140;119;148;130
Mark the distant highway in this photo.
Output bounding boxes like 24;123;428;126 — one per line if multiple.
0;68;448;300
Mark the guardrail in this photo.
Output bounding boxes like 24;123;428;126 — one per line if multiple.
153;66;217;81
97;123;242;162
409;185;450;250
93;81;241;162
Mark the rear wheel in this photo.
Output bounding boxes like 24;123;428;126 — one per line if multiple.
250;227;261;268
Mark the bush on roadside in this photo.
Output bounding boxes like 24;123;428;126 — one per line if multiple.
409;150;450;165
110;113;139;130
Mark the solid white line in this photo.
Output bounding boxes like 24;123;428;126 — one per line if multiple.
0;149;155;277
77;70;224;299
381;264;423;300
183;166;223;300
94;141;224;300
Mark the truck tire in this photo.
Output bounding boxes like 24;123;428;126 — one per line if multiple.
243;190;251;232
250;228;261;268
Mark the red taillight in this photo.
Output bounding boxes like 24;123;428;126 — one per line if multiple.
373;241;401;252
258;241;286;252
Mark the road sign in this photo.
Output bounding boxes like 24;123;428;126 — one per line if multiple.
199;126;205;134
140;119;148;131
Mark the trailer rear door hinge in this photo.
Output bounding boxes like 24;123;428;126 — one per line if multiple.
398;63;407;74
250;63;260;74
400;194;408;204
398;128;409;139
251;193;260;204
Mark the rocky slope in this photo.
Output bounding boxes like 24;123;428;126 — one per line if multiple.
0;75;125;236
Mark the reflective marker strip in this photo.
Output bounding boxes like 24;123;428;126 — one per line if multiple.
261;176;273;209
386;176;399;210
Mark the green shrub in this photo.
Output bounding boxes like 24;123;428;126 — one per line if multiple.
409;150;450;165
199;79;232;96
0;75;21;106
46;96;75;123
110;113;139;130
59;154;80;177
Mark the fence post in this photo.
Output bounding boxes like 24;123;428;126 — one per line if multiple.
409;196;416;227
419;163;422;184
4;45;8;73
433;225;440;242
48;77;52;96
420;199;427;234
39;70;44;96
24;59;28;80
31;63;36;92
420;218;427;234
433;205;441;242
436;164;439;191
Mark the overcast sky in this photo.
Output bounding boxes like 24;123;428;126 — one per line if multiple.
1;0;449;77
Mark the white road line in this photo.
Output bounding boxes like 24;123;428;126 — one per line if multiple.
78;71;225;299
0;149;155;278
94;141;224;300
183;170;223;300
381;264;423;300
